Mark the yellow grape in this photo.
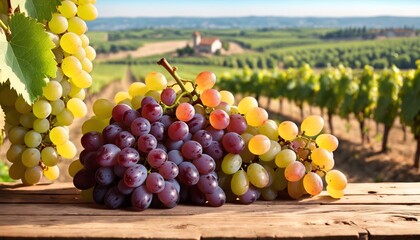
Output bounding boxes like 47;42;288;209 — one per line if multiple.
6;144;25;162
24;166;43;185
82;117;108;134
145;72;167;91
303;172;323;196
81;58;93;73
311;148;333;167
77;3;98;21
128;82;148;97
284;161;305;182
57;141;77;159
33;100;52;119
71;70;92;88
44;165;60;180
193;104;206;116
8;126;27;144
245;107;268;127
69;159;83;177
21;148;41;168
62;56;82;78
275;149;297;168
327;185;344;199
41;147;59;166
325;170;347;190
69;86;86;100
176;102;195;122
14;96;32;114
316;134;339;152
145;90;161;102
246;163;269;188
272;168;287;191
230;106;239;115
51;99;65;115
219;90;235;105
258;119;278;140
68;16;87;35
200;89;221;108
73;47;86;60
33;118;50;133
24;130;42;148
287;180;305;199
231;169;249;196
221;153;242;175
48;13;68;34
114;91;131;104
237;96;258;114
58;0;77;18
248;134;270;155
79;34;90;47
259;140;281;162
60;32;82;54
93;98;114;119
301;115;324;136
43;81;63;101
278;121;298;141
49;126;69;145
56;108;74;126
131;96;143;111
61;80;71;96
324;157;335;171
19;113;36;129
67;98;87;118
85;46;96;61
195;71;216;91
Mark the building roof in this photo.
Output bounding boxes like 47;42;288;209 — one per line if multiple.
199;37;220;46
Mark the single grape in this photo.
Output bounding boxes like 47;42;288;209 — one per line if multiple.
284;161;306;182
181;140;203;160
209;109;229;130
58;0;77;18
192;130;212;148
33;118;51;133
248;134;270;155
238;186;260;204
168;121;189;141
67;16;87;35
24;166;43;185
157;181;179;208
124;164;147;188
48;13;68;34
327;185;344;199
301;115;324;137
303;172;323;196
205;186;226;207
50;126;69;146
137;134;157;153
245;107;268;127
141;102;163;122
77;3;98;21
177;162;200;186
43;80;63;101
147;148;168;168
231;169;249;196
44;165;60;181
203;141;224;161
197;173;218;194
112;104;131;123
158;161;179;180
122;109;141;128
316;134;339;152
246;163;269;188
219;90;235;105
311;148;333;167
195;71;216;91
102;123;123;143
186;114;206;134
227;114;248;134
95;167;115;186
96;144;121;167
278;121;299;141
238;97;258;115
325;170;347;190
200;89;221;107
258;119;278;140
145;72;167;91
60;32;82;54
221;153;242;175
259;140;281;162
131;117;151;137
176;102;195;122
131;185;153;211
221;132;245;154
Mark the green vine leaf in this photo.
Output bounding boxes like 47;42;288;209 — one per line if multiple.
0;13;56;104
11;0;61;21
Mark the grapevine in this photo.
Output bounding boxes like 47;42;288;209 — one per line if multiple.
0;0;98;185
71;59;348;210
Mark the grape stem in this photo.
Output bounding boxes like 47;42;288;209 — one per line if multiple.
157;58;188;93
7;0;12;15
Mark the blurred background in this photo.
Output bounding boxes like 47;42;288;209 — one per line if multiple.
1;0;420;183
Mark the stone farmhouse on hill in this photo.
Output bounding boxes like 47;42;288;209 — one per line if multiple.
193;31;222;54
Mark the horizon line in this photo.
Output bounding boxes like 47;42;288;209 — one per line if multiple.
96;15;420;19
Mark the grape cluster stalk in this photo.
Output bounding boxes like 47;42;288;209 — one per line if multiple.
72;58;347;210
2;0;98;185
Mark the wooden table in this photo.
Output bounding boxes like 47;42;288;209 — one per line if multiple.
0;182;419;240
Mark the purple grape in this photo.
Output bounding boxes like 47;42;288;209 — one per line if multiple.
189;186;206;205
73;168;95;190
204;141;224;161
95;167;115;186
156;143;168;152
205;186;226;207
177;162;199;186
93;185;109;204
118;179;134;195
227;114;248;134
130;117;151;137
137;134;157;153
161;88;176;106
192;154;216;175
168;179;181;193
168;121;189;141
131;185;153;211
158;161;179;180
104;187;126;209
157;181;179;208
187;114;206;134
238;186;261;204
113;163;128;178
115;131;136;149
80;150;99;171
123;164;147;188
141;102;163;122
181;140;203;160
112;104;131;123
197;173;218;194
81;131;103;151
147;148;168;168
150;122;165;141
96;144;121;167
122;109;141;127
159;115;174;129
184;132;192;141
117;147;140;167
206;126;224;142
141;96;158;107
145;172;165;193
102;124;123;144
168;150;183;165
192;130;212;148
221;132;245;154
166;139;183;151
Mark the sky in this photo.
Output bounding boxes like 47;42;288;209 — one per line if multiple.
96;0;420;18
